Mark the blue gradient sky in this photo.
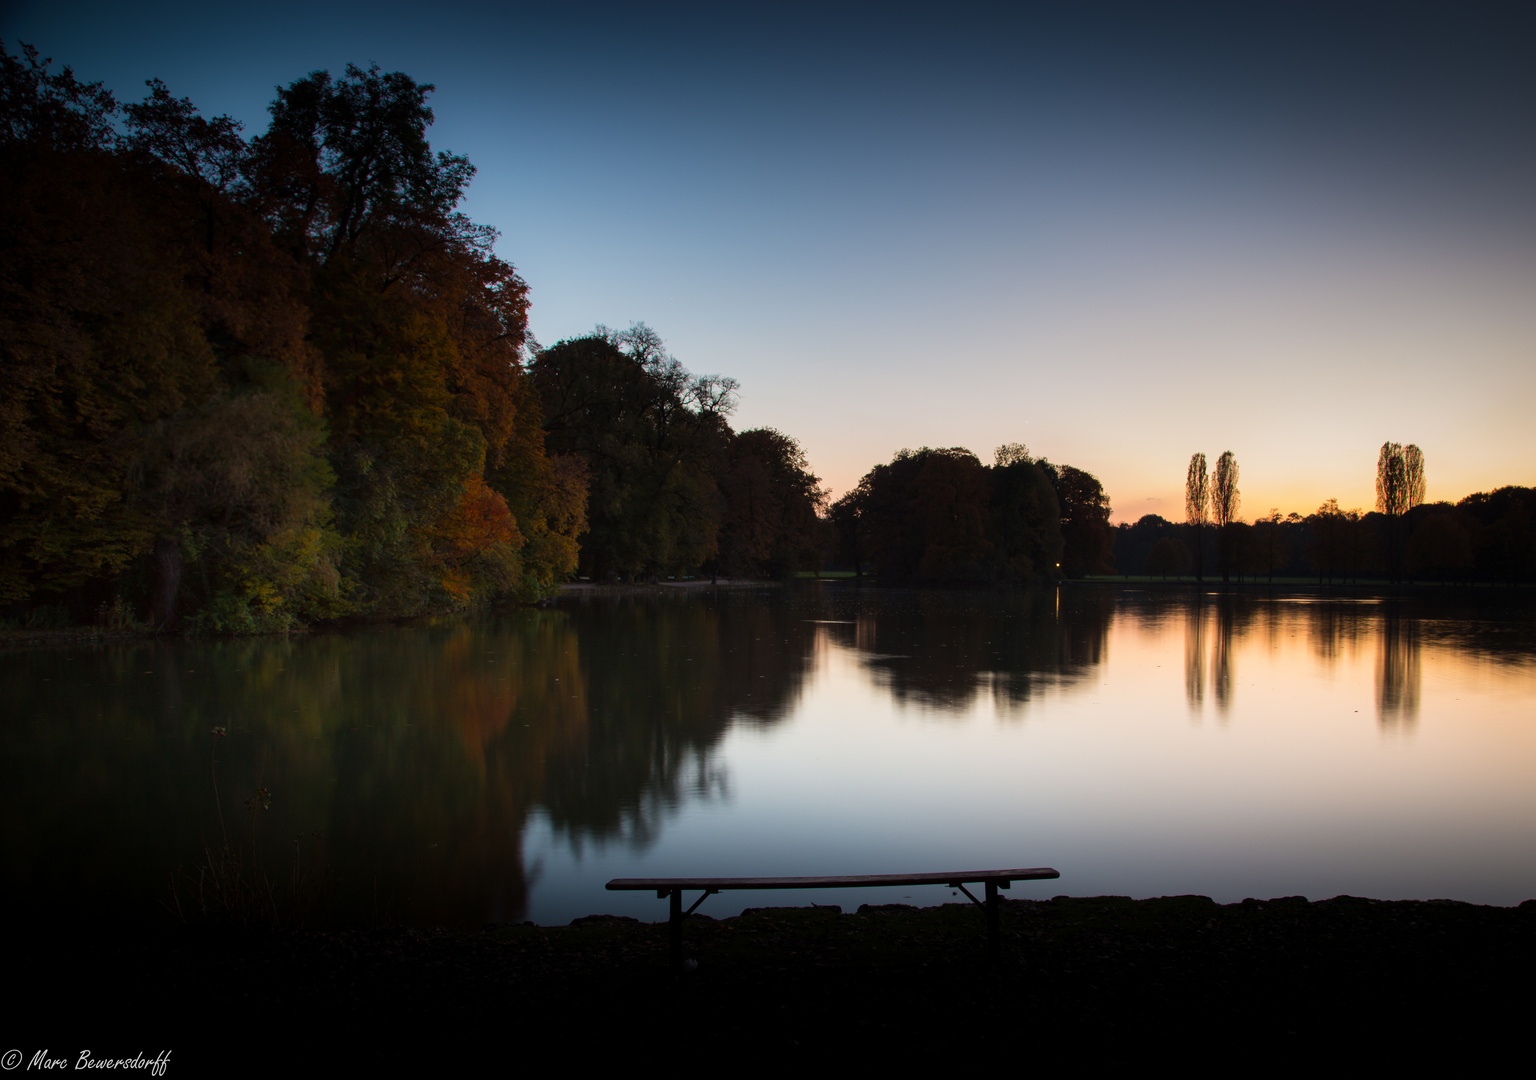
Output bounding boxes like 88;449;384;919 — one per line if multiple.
6;1;1533;519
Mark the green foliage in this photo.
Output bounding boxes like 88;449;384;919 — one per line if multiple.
134;380;342;621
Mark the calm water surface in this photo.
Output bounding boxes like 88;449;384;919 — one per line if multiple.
5;585;1534;925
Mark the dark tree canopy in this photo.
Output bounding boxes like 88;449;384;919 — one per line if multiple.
717;428;825;578
1039;460;1114;577
988;450;1063;581
834;444;1087;583
530;327;741;580
1;42;580;628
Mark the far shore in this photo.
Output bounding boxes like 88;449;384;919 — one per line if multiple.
4;575;1522;650
560;577;777;592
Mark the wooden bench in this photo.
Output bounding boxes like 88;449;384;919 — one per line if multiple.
607;866;1061;968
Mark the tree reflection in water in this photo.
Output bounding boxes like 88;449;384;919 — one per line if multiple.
536;591;817;851
1376;604;1421;730
1211;595;1237;718
0;597;818;929
9;585;1531;931
841;587;1112;716
1182;593;1244;718
1185;599;1207;714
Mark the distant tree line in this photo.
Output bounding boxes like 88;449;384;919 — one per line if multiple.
1119;443;1532;587
827;444;1114;582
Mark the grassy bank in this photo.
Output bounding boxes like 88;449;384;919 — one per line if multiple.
20;893;1534;1065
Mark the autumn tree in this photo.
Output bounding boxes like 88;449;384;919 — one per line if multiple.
1;44;583;626
0;44;285;620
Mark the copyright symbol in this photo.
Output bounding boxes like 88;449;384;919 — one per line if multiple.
2;1049;21;1070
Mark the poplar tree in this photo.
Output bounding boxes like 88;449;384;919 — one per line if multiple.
1377;442;1425;582
1211;451;1240;581
1185;453;1210;581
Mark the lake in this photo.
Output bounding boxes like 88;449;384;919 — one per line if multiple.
4;583;1534;927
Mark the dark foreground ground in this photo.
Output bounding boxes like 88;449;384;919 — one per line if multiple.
16;894;1535;1068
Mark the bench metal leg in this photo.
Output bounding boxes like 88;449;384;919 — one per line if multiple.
664;888;717;971
953;879;1008;963
986;880;1000;960
669;889;683;970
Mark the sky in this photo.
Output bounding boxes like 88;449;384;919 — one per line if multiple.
5;1;1533;520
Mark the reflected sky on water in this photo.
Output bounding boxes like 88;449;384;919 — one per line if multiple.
4;585;1533;926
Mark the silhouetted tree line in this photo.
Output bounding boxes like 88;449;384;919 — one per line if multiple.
1131;444;1531;586
1115;486;1535;586
828;443;1113;581
0;45;826;629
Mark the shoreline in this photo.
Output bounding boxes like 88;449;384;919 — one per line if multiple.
559;577;777;593
20;893;1535;1064
5;577;1523;649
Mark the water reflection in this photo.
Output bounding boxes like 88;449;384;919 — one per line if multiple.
538;592;816;848
836;587;1112;715
1173;592;1447;726
4;584;1534;928
1376;605;1421;729
0;594;821;928
1305;598;1371;667
1185;601;1207;711
1182;595;1242;717
1211;597;1236;716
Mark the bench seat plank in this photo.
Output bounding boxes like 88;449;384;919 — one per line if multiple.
607;867;1059;891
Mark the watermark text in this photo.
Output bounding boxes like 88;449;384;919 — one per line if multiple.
0;1051;171;1076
